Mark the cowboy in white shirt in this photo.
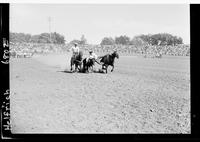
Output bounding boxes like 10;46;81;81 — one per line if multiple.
71;43;80;58
86;50;98;62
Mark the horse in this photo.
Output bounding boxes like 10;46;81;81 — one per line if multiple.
82;58;96;73
70;51;83;72
98;51;119;73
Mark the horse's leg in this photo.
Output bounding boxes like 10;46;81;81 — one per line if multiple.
71;59;74;72
76;63;80;72
87;63;90;72
111;64;114;72
70;61;73;71
78;63;81;72
102;64;105;70
87;64;90;73
103;65;108;73
106;66;108;73
91;66;93;72
83;63;86;73
101;64;106;73
89;65;93;72
85;65;88;73
75;64;78;72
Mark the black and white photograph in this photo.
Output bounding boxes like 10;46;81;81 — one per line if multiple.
7;2;190;134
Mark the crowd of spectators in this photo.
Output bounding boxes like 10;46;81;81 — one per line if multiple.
9;42;190;58
95;44;190;56
10;42;67;54
144;44;190;57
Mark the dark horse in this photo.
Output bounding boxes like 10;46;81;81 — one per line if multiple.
70;51;83;72
82;58;96;73
98;51;119;73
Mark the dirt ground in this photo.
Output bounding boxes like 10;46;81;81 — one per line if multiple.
10;53;190;133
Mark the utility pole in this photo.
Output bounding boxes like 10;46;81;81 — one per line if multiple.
48;17;51;43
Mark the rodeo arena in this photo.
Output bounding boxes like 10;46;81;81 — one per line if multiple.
10;41;190;133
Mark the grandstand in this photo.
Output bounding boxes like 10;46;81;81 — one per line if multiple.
9;42;190;58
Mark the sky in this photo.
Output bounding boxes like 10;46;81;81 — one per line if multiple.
10;3;190;44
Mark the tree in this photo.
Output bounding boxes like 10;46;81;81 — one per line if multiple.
10;32;18;43
137;34;152;45
51;32;65;44
177;37;183;45
10;32;31;43
10;32;66;44
174;36;183;45
39;33;50;43
69;39;81;45
115;35;130;45
100;37;115;45
80;35;87;45
130;37;147;46
30;35;40;43
136;33;184;46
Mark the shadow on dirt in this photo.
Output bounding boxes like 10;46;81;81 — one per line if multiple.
93;70;105;74
57;69;105;74
57;70;76;73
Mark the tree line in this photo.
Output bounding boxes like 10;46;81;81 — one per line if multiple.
10;32;184;46
10;32;66;44
10;32;88;45
100;33;183;46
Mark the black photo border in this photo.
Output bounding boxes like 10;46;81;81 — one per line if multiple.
0;3;199;141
